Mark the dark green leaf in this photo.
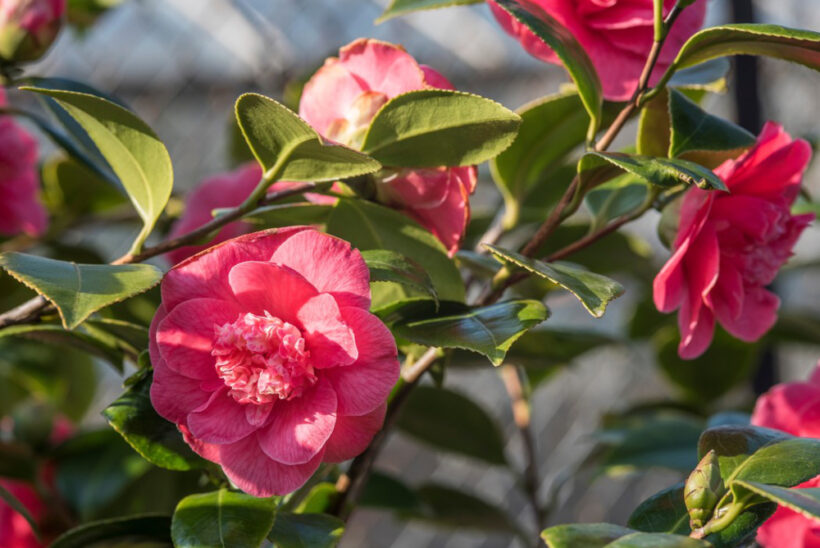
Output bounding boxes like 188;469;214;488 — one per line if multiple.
413;483;520;534
0;482;40;541
294;483;337;514
541;523;635;548
243;203;333;227
377;0;481;22
362;249;438;306
391;299;548;365
360;89;521;167
486;245;624;318
697;425;792;483
492;0;602;139
628;483;691;535
51;515;172;548
735;480;820;520
361;471;423;513
235;93;380;183
396;385;507;465
172;489;277;548
728;438;820;497
669;24;820;76
23;88;174;254
268;512;344;548
606;533;712;547
703;503;776;548
578;152;727;192
326;198;464;302
0;321;125;370
667;58;730;92
584;174;650;230
102;374;204;471
0;252;162;329
668;89;755;161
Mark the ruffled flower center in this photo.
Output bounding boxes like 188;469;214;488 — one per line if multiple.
212;312;316;405
326;91;388;149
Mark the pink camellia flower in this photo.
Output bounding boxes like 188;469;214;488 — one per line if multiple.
0;479;47;548
488;0;707;101
150;227;399;496
0;0;65;62
166;163;262;265
653;122;814;359
299;38;477;256
752;362;820;548
0;89;47;237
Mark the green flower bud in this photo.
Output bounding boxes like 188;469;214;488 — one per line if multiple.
684;450;724;529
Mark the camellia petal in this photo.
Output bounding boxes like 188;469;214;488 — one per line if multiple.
323;403;387;463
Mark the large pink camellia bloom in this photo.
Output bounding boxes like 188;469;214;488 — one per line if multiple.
299;38;477;256
166;163;262;265
752;362;820;548
0;0;65;62
488;0;707;101
0;89;47;237
653;123;813;359
150;228;399;496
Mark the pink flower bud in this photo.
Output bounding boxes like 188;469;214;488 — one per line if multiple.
0;0;66;63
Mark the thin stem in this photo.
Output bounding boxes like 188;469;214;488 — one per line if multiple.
519;177;579;258
501;365;545;532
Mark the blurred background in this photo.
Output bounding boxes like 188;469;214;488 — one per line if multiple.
10;1;820;546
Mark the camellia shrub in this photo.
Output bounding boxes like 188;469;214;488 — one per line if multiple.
0;0;818;546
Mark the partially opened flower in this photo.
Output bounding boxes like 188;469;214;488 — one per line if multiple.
752;361;820;547
0;89;47;237
299;38;477;256
488;0;707;101
150;228;399;496
654;122;813;359
0;0;65;63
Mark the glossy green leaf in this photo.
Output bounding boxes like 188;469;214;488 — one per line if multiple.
628;483;691;535
23;88;173;254
733;480;820;520
268;512;344;548
243;203;333;227
727;438;820;496
294;483;337;514
413;483;520;535
703;503;776;548
0;482;40;541
361;471;423;513
391;299;548;365
362;249;438;306
490;92;589;227
486;245;624;318
396;385;507;465
541;523;635;548
584;174;650;230
172;489;277;548
235;93;380;183
326;198;464;302
667;58;730;92
637;89;671;158
668;24;820;77
377;0;481;22
102;374;204;471
50;515;172;548
578;152;727;192
668;89;755;160
360;89;520;167
606;533;712;547
492;0;602;139
0;252;162;330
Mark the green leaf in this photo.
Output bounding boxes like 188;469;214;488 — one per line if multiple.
172;489;277;548
669;24;820;76
326;198;464;302
728;438;820;497
541;523;636;548
413;483;520;535
606;533;712;547
585;174;650;230
0;252;162;330
667;58;730;92
294;483;337;514
102;374;204;471
360;471;423;513
486;245;624;318
703;504;776;548
0;482;40;541
0;321;126;370
578;152;727;192
733;480;820;520
50;515;172;548
628;483;691;535
668;89;755;161
489;93;615;227
268;512;344;548
360;89;521;167
242;203;333;227
697;425;792;483
390;299;548;365
377;0;481;22
396;385;507;465
23;87;173;254
637;89;671;158
362;249;438;306
492;0;602;139
235;93;380;183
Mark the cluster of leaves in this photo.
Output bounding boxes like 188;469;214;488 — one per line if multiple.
0;0;818;547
